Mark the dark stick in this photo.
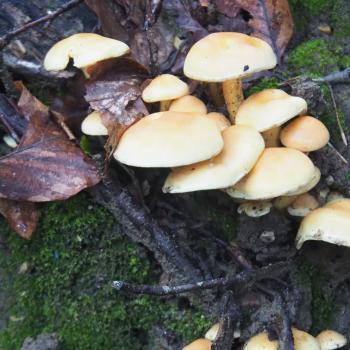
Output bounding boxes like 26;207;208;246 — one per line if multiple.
0;0;84;49
112;262;287;296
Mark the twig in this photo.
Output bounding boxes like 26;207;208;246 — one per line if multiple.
51;111;76;141
112;262;287;296
313;68;350;84
327;83;348;146
0;0;84;50
327;142;348;164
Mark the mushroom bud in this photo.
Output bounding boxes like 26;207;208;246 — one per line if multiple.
183;338;212;350
316;330;347;350
81;111;108;136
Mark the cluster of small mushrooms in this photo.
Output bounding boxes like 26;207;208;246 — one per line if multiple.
43;32;350;348
183;325;347;350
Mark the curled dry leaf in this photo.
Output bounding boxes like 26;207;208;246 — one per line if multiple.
233;0;293;59
85;58;149;155
0;83;100;202
0;199;40;239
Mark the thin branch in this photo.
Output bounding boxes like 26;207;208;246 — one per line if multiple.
0;0;84;50
327;83;348;146
327;142;348;164
313;68;350;84
112;262;287;296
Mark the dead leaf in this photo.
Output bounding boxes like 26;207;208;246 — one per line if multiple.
214;0;240;18
0;199;39;239
0;83;100;202
221;0;294;59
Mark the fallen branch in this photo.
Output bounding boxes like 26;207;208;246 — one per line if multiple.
0;0;83;49
313;68;350;84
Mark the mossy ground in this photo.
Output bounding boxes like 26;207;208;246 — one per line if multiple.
0;194;210;349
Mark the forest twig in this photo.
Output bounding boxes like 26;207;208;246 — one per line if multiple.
327;142;348;164
313;68;350;84
327;83;348;146
112;262;287;296
0;0;84;49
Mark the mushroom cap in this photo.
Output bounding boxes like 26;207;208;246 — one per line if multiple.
244;329;320;350
81;111;108;136
163;125;264;193
238;200;272;217
286;167;321;196
142;74;189;102
280;116;330;152
287;193;319;217
235;89;307;132
225;148;316;200
114;111;223;167
295;199;350;249
316;330;347;350
44;33;130;71
183;338;212;350
169;95;207;113
206;112;231;131
184;32;277;82
205;323;219;341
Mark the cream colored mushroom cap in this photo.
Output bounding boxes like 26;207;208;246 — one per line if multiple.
169;95;207;113
114;111;223;167
287;193;319;217
286;167;321;196
235;89;307;132
44;33;130;71
81;111;108;136
184;32;277;82
226;148;316;200
280;116;330;152
295;200;350;249
183;338;212;350
163;125;264;193
316;330;347;350
244;329;320;350
324;198;350;211
206;113;231;131
205;323;219;341
142;74;189;102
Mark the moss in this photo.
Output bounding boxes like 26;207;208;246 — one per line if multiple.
296;261;337;333
246;77;280;96
289;0;330;16
0;194;210;349
79;135;92;155
287;39;341;76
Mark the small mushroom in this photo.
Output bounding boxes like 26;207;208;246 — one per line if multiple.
235;89;307;132
184;32;277;122
142;74;189;111
81;111;108;136
280;116;330;152
206;112;231;131
316;330;347;350
225;148;316;200
244;329;320;350
238;201;272;217
183;338;212;350
169;95;207;114
295;198;350;249
3;135;18;148
44;33;130;73
163;125;264;193
114;111;223;167
287;193;319;217
205;323;219;341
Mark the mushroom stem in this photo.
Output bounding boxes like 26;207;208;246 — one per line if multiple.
222;78;244;123
261;126;281;147
160;100;172;111
208;83;224;107
81;67;90;79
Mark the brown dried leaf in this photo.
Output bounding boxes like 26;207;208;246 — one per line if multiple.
0;199;39;239
223;0;293;59
0;83;100;202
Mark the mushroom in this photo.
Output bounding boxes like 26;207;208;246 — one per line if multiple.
244;329;320;350
287;193;319;217
280;116;330;152
326;191;345;204
169;95;207;114
183;32;277;122
316;330;347;350
238;201;272;217
261;126;281;147
142;74;189;111
235;89;307;132
163;125;264;193
273;195;298;210
44;33;130;75
286;167;321;196
206;112;231;131
225;148;317;200
81;111;108;136
114;111;223;167
183;338;212;350
3;135;18;148
205;323;219;341
295;198;350;249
